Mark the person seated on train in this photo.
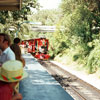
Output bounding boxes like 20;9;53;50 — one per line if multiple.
0;60;28;100
25;41;29;48
40;45;47;54
39;46;44;53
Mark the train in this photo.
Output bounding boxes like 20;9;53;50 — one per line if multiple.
20;37;50;60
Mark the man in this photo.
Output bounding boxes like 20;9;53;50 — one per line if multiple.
0;60;28;100
0;33;15;64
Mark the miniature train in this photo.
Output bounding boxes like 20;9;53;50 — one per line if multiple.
20;38;50;60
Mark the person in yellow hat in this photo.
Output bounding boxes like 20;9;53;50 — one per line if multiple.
0;60;28;100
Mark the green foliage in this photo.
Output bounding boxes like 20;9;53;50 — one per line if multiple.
50;0;100;74
0;0;40;40
31;9;62;25
53;5;93;58
86;42;100;73
60;0;84;15
0;0;40;23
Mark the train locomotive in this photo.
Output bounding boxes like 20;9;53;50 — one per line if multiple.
20;38;50;60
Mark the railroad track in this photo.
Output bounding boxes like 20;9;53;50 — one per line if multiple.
38;60;100;100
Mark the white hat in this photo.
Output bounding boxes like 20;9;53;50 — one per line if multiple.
0;60;28;82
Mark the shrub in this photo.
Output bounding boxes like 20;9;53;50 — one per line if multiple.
86;42;100;73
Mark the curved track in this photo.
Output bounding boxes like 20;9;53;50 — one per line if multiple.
39;60;100;100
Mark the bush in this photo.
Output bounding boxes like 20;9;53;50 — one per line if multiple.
86;42;100;73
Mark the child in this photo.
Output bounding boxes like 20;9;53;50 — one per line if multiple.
0;60;28;100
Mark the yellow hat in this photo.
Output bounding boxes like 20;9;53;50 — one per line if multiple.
0;60;28;82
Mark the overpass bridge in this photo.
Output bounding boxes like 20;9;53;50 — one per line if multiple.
31;26;57;32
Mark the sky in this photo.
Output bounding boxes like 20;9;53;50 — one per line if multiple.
38;0;61;10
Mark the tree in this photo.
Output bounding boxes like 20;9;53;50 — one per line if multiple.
0;0;40;24
31;9;62;25
0;0;40;39
52;0;100;73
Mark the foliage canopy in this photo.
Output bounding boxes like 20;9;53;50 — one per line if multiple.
51;0;100;74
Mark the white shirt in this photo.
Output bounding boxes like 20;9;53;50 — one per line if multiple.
0;47;15;64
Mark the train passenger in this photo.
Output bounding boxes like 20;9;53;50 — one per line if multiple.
0;33;15;65
10;44;25;67
0;60;28;100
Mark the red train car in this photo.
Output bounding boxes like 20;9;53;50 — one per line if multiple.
33;38;50;60
27;39;34;53
20;40;26;48
20;38;50;60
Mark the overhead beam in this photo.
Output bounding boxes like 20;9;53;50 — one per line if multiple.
0;0;22;10
31;26;56;32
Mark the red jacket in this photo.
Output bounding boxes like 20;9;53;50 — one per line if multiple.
0;81;13;100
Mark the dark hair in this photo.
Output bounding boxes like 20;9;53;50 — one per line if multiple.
14;38;20;44
10;44;25;67
10;44;21;60
0;33;11;46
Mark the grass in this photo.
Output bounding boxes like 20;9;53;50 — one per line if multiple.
54;54;100;79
